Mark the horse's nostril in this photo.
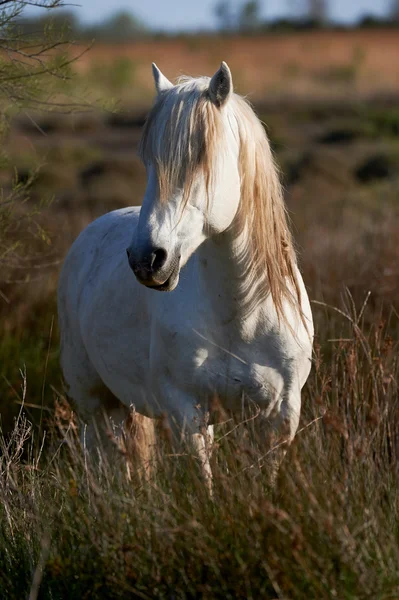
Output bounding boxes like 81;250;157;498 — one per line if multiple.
126;248;131;260
151;248;168;272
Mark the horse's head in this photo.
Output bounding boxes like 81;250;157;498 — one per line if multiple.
126;62;241;291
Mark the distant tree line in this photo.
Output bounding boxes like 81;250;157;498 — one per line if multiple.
214;0;399;33
214;0;330;32
15;1;399;43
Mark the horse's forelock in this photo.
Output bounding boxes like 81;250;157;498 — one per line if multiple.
139;76;302;325
139;77;221;208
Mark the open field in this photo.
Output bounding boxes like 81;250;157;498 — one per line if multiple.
0;31;399;598
69;29;399;105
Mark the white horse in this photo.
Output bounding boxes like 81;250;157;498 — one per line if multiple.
58;62;313;483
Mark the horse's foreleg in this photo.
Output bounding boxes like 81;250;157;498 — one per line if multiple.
125;412;158;481
191;425;214;495
161;407;215;493
150;378;216;492
260;392;301;488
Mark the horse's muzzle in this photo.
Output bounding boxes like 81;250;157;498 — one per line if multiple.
126;247;180;292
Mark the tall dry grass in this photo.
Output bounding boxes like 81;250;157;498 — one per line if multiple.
0;293;398;598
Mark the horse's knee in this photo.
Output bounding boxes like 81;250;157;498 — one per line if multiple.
258;394;301;483
269;394;301;442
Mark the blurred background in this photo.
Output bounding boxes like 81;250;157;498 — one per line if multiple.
1;0;399;430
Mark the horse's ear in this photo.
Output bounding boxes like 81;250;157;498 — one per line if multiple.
152;63;173;94
208;62;233;108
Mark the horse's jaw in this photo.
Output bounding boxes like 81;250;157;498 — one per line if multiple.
138;264;180;292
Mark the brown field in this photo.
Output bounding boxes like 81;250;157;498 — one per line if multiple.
71;29;399;105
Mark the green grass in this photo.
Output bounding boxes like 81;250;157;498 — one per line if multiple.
0;305;61;433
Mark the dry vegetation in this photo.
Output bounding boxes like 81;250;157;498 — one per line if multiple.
0;31;399;598
70;29;399;105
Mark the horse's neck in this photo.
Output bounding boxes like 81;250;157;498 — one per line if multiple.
195;224;271;338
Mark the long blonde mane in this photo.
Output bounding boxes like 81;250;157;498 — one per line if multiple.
139;76;302;324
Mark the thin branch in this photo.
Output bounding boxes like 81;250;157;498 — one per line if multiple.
0;43;90;83
0;1;67;7
23;110;48;135
311;299;353;322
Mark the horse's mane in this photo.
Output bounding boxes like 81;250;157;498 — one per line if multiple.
139;75;302;324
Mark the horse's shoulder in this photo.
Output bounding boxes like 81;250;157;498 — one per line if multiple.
64;207;138;262
84;207;140;238
59;207;139;303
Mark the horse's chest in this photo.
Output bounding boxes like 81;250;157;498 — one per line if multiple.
196;349;261;401
199;346;286;409
154;324;289;412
